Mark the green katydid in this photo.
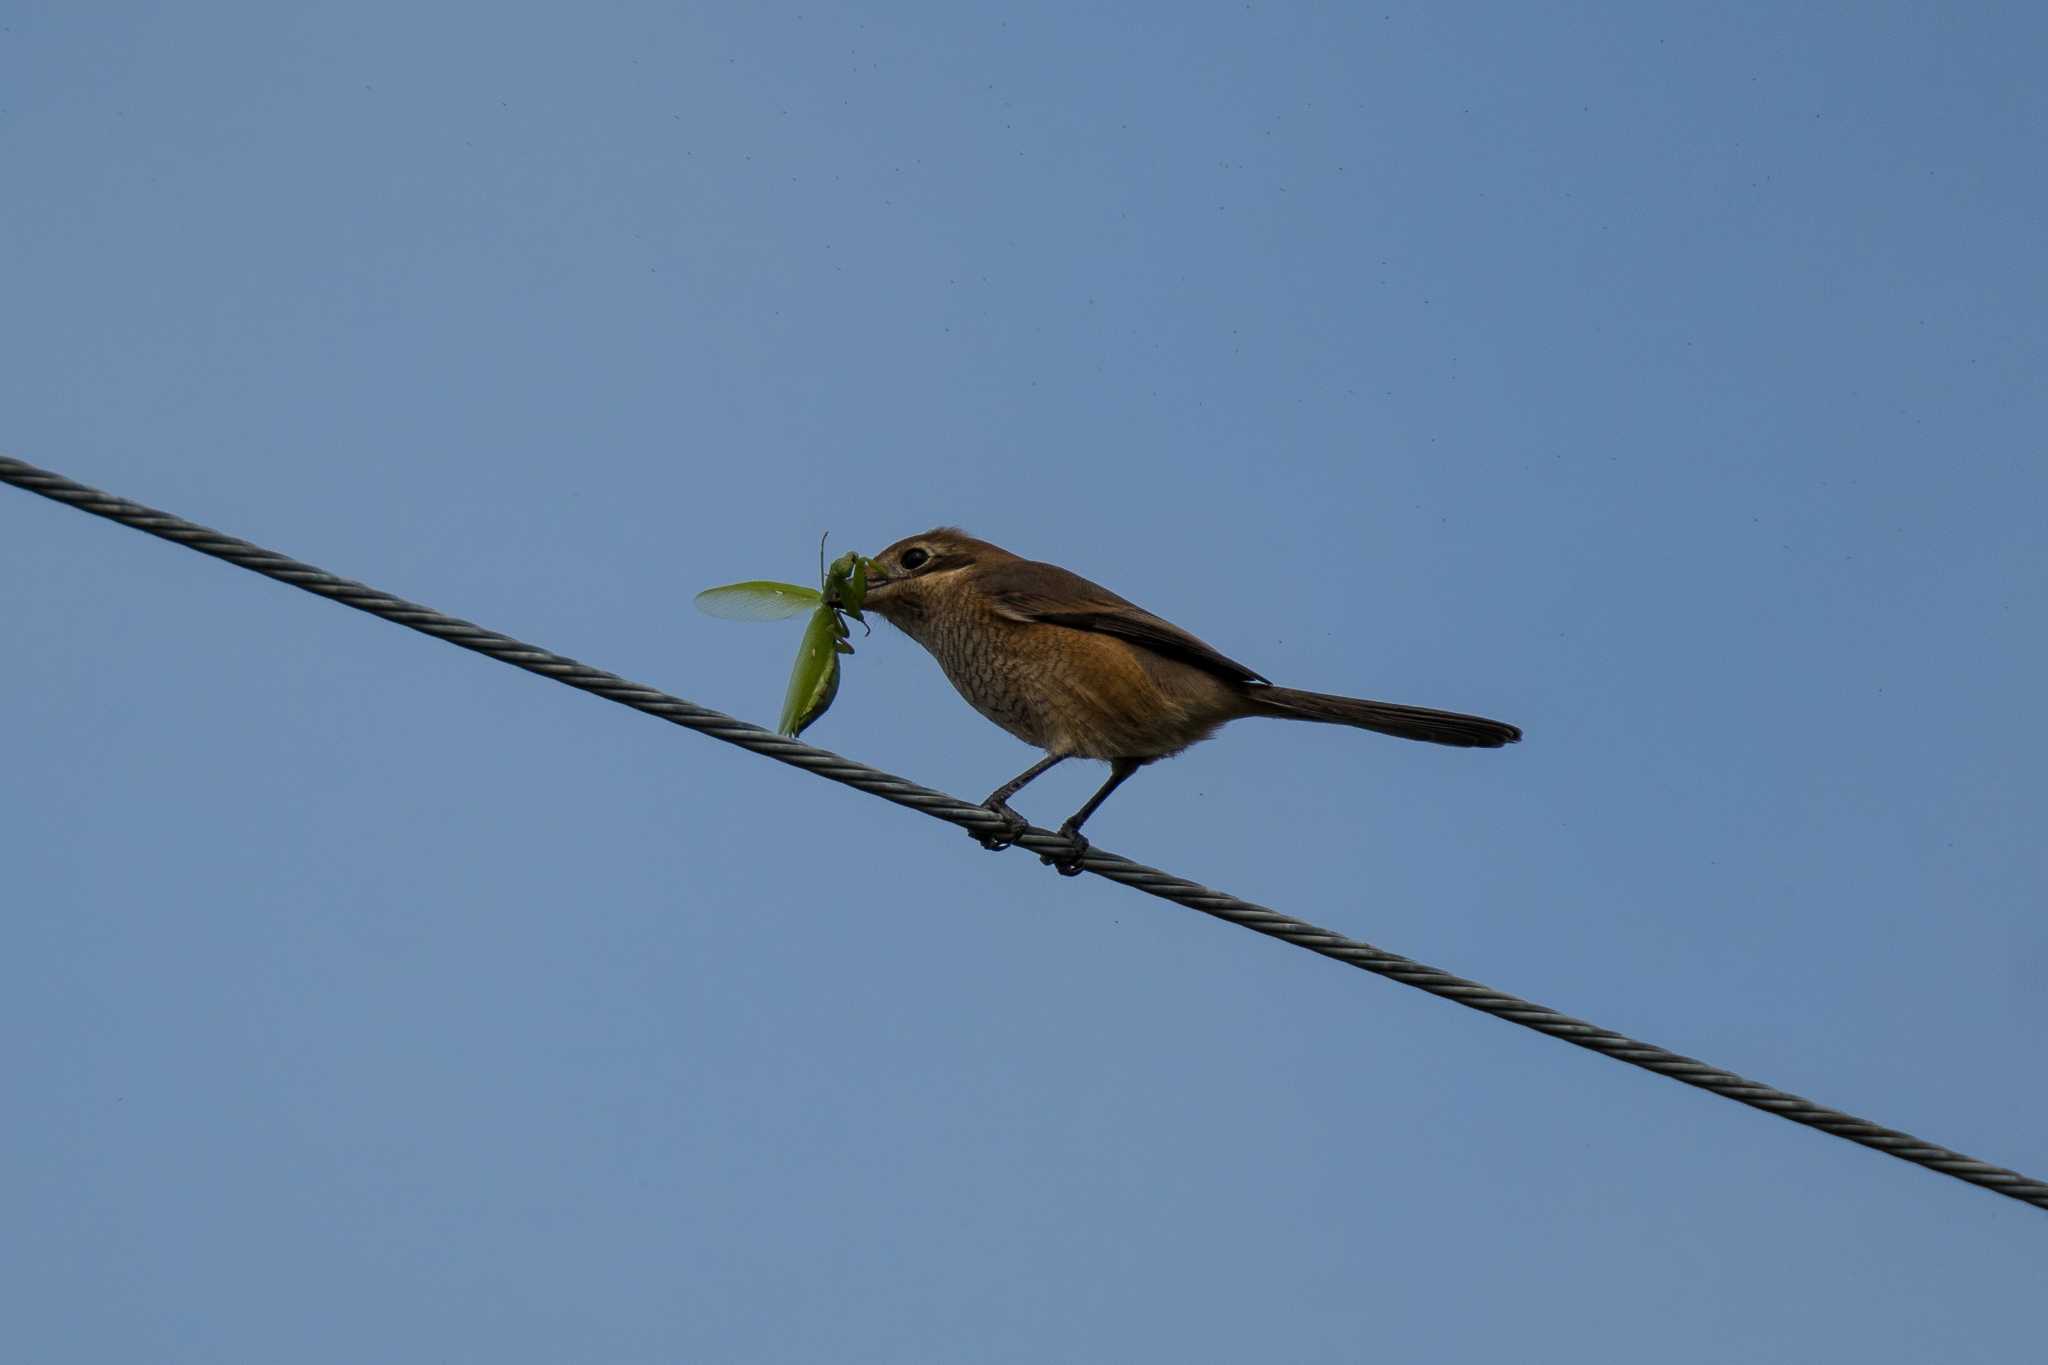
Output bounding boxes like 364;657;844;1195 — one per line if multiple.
694;538;871;737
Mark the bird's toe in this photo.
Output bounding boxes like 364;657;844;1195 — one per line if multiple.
1039;829;1091;876
974;802;1031;852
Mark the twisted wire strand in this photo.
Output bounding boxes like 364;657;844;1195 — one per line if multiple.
5;452;2044;1213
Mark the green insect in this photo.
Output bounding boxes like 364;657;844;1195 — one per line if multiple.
695;538;871;737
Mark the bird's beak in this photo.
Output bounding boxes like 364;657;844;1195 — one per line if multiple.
851;568;893;616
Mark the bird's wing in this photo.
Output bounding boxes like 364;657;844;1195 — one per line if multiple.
976;559;1269;684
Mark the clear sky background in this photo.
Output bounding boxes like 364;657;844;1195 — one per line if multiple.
4;3;2044;1360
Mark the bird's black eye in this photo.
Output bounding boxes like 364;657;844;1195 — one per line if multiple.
899;547;930;571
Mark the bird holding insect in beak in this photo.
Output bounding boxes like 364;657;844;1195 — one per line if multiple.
859;528;1520;875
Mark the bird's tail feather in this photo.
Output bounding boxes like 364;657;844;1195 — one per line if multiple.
1247;686;1521;748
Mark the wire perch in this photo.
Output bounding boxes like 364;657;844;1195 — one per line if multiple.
3;452;2043;1213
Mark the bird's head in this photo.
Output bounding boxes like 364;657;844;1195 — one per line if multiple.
862;528;1012;624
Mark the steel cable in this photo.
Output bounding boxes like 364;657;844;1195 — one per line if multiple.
5;452;2044;1212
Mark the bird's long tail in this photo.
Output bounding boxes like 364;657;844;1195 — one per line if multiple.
1245;686;1521;748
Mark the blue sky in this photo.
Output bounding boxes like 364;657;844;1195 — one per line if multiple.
4;3;2044;1359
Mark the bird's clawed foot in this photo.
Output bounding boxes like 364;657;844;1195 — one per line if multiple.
1039;824;1091;877
972;803;1089;874
974;799;1031;852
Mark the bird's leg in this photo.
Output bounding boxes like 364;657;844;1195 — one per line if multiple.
976;753;1066;851
1041;758;1141;876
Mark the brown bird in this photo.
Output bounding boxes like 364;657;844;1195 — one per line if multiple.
859;528;1520;874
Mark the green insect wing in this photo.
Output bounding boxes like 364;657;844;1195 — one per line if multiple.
694;580;822;622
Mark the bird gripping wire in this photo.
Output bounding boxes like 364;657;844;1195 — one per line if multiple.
3;452;2043;1214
